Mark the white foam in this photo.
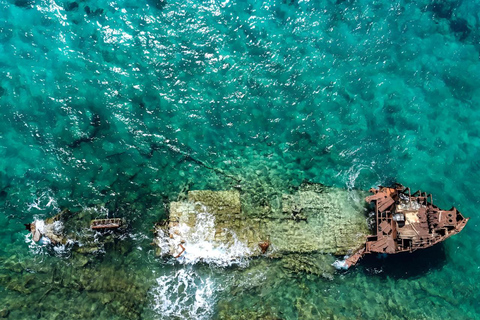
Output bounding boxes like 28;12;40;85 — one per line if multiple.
25;232;44;255
25;219;73;256
156;204;251;267
149;204;251;318
26;190;59;212
151;268;217;320
332;258;349;270
150;201;258;320
34;219;46;234
51;240;73;256
177;231;251;267
52;220;64;235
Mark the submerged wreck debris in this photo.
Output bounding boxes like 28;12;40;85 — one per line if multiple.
344;184;469;268
90;218;124;230
27;208;127;253
25;210;69;246
258;240;270;254
153;183;371;263
154;182;469;268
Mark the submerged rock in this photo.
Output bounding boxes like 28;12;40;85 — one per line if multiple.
0;308;9;318
280;253;336;280
0;256;149;320
153;182;371;263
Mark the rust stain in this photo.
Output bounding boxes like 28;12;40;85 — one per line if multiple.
258;241;270;254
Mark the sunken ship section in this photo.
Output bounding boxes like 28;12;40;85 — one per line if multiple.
346;184;469;267
153;183;371;263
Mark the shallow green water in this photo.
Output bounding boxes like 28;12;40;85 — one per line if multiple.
1;0;480;319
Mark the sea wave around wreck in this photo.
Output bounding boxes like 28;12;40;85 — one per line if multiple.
1;0;480;318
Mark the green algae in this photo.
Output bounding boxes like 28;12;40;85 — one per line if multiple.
156;183;370;261
0;245;151;319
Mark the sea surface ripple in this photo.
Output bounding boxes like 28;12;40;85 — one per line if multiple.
1;0;480;319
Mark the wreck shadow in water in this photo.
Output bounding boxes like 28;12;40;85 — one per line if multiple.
359;244;448;279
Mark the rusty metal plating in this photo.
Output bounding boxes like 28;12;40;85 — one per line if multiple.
345;184;469;267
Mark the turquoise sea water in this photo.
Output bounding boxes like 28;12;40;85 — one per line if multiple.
1;0;480;318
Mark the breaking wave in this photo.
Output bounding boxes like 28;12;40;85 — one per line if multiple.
150;205;250;318
150;267;218;320
26;189;59;213
155;204;251;268
25;219;73;257
332;257;349;270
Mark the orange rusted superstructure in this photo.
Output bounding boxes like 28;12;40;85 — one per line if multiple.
345;184;469;267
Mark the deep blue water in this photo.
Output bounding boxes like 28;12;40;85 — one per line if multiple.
1;0;480;319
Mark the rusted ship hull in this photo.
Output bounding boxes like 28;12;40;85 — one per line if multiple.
345;184;469;267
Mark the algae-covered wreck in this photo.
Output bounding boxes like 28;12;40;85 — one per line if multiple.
26;208;127;254
27;182;468;268
153;182;371;264
153;182;469;267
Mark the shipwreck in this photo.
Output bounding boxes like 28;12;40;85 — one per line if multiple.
344;184;469;267
153;183;371;265
26;208;127;254
25;182;468;268
153;182;469;268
